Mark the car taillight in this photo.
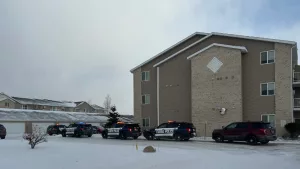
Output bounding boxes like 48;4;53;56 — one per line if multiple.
129;128;132;132
259;129;266;134
187;128;191;133
81;128;84;131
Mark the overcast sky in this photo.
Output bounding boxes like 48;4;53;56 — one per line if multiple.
0;0;299;115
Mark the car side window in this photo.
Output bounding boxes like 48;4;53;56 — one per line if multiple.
225;123;237;129
157;123;167;128
167;123;178;128
235;123;248;129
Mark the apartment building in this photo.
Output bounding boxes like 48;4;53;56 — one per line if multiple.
130;31;298;137
0;92;106;113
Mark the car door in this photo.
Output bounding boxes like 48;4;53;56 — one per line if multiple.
165;123;178;137
223;123;237;140
66;124;77;134
154;123;168;138
234;123;249;141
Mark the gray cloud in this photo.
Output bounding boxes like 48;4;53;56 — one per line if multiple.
0;0;299;114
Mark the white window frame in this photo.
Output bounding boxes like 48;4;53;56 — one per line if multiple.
5;102;9;107
83;108;87;112
260;50;275;65
142;71;150;81
261;114;276;127
51;107;58;111
142;94;150;105
22;105;28;109
260;82;275;96
142;117;150;127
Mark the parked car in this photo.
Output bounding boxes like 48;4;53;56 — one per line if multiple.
0;124;6;139
92;126;104;134
101;122;141;140
47;124;66;135
143;121;196;141
61;122;93;138
212;121;277;145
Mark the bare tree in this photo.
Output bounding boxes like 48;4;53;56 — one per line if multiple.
23;125;48;149
103;94;112;113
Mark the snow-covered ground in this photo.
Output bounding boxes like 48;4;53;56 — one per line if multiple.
1;135;300;169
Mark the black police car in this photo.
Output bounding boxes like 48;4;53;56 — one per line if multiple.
101;122;141;140
143;121;196;141
47;124;66;135
61;122;93;138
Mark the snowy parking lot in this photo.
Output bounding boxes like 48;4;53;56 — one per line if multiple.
1;135;300;169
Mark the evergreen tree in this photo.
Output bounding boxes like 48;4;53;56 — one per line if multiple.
105;105;120;128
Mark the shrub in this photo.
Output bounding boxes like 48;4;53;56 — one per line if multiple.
23;125;48;149
143;145;156;153
284;122;300;139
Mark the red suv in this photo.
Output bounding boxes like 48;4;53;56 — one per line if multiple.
212;122;277;145
0;124;6;139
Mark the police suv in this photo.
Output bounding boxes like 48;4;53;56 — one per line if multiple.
61;122;93;138
143;121;196;141
101;122;141;140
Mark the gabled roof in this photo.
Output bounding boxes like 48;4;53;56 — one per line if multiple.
91;104;105;110
130;32;209;73
133;31;296;68
12;96;76;107
187;43;248;60
0;92;22;104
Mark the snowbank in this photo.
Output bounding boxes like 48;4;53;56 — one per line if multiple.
0;108;131;123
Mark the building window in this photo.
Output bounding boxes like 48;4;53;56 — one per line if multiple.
5;102;9;107
261;82;275;96
142;94;150;104
51;107;57;111
260;50;275;64
142;71;150;81
22;105;28;109
261;114;275;127
83;109;86;112
142;118;150;127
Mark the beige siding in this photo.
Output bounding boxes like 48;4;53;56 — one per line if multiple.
274;43;293;136
0;99;16;109
191;46;243;136
75;102;94;112
133;68;142;125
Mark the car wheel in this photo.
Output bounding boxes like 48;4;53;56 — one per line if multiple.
121;133;127;140
49;133;53;136
260;140;269;145
102;132;108;139
62;132;66;137
133;136;138;140
174;134;182;141
145;134;154;140
88;134;92;137
184;138;190;141
215;135;224;143
247;135;258;145
1;136;5;139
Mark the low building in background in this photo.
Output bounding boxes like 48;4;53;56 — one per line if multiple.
0;92;106;114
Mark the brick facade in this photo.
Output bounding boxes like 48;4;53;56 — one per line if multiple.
275;43;293;136
191;46;243;136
